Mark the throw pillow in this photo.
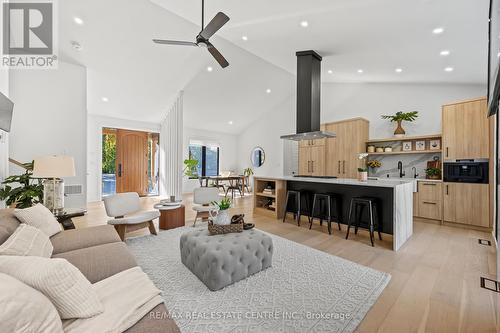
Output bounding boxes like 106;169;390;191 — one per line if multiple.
0;256;104;319
0;224;53;257
14;203;61;237
0;273;63;333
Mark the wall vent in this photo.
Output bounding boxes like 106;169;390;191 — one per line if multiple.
65;184;83;196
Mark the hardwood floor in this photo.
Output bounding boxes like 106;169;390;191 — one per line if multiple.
75;194;500;333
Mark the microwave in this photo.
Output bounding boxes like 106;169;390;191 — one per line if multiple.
443;159;489;184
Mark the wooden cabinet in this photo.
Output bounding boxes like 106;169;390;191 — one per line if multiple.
298;146;325;176
325;118;369;178
442;98;489;160
443;183;489;228
414;181;442;221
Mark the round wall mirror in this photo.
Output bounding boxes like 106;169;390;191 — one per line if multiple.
250;147;265;168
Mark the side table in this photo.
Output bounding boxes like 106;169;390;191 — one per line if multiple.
55;208;87;230
155;204;185;230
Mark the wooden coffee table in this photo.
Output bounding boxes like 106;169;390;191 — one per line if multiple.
156;204;185;230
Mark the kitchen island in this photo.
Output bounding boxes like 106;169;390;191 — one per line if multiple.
253;176;414;251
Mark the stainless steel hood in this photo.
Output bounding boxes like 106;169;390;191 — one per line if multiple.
281;50;336;141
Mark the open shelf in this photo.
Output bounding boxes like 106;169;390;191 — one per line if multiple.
256;192;276;198
367;134;442;144
367;150;441;155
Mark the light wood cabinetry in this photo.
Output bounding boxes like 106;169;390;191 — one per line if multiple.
298;146;325;176
415;181;442;221
442;98;489;160
253;178;286;219
325;118;369;178
443;183;489;228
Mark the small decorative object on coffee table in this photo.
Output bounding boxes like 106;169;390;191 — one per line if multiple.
180;229;273;291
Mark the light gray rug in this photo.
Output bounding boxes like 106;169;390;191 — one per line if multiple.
127;227;391;333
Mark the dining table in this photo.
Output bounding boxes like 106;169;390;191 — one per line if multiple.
197;175;247;196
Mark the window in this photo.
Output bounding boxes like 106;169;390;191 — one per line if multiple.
188;143;220;177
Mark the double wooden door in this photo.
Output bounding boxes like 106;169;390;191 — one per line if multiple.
115;129;148;196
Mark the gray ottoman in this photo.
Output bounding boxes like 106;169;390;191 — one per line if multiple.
180;229;273;291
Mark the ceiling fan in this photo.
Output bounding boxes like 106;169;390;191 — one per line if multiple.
153;0;230;68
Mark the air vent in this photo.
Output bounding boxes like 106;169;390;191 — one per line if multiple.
65;184;83;196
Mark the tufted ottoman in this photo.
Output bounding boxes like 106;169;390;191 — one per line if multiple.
179;229;273;291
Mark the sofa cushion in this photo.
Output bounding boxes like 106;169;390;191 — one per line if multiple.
0;208;20;245
14;203;62;237
125;303;181;333
0;256;104;319
53;242;137;283
50;225;121;255
0;273;63;333
0;224;53;257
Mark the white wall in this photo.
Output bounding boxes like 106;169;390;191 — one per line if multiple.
321;82;486;138
183;127;238;193
237;82;486;176
8;62;87;208
86;115;160;202
0;68;9;208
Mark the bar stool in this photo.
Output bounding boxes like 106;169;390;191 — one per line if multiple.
346;197;382;247
282;190;311;226
309;193;342;235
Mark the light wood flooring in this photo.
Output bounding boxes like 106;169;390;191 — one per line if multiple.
75;194;500;333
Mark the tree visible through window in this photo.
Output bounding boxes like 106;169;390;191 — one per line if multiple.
188;144;219;177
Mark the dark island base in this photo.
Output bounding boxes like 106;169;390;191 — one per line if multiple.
286;181;394;235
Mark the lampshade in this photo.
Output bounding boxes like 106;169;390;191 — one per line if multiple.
33;155;76;178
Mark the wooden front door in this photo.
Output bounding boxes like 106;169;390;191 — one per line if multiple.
116;129;148;195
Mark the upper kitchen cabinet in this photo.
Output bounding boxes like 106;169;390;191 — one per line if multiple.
325;118;369;178
298;124;327;147
442;97;489;160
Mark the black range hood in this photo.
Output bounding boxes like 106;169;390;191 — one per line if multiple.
281;50;336;141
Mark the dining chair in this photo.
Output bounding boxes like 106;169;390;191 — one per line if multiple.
225;178;243;199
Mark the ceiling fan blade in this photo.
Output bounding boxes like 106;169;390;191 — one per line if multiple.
153;39;197;46
207;43;229;68
200;12;230;40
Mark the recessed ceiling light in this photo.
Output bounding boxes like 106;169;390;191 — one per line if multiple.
327;70;333;74
357;69;364;74
300;21;309;28
73;17;84;25
207;66;213;72
444;67;454;72
266;89;272;94
71;41;82;51
432;27;444;34
242;36;248;41
440;50;450;56
228;121;233;125
395;68;403;73
102;97;109;102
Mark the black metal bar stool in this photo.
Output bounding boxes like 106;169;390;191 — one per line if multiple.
309;193;342;235
282;190;311;226
346;197;382;246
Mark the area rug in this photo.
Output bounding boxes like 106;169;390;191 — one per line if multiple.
127;227;391;333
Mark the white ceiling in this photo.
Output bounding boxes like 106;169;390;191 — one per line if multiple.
59;0;489;134
153;0;490;84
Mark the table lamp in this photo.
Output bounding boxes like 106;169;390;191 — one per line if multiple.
33;155;75;215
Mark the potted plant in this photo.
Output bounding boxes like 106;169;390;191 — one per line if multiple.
425;167;441;180
381;111;419;137
357;153;369;181
367;159;382;171
0;162;44;209
210;197;232;225
243;168;254;177
183;159;199;178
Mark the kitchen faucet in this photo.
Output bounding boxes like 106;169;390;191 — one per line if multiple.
398;161;405;178
412;167;418;178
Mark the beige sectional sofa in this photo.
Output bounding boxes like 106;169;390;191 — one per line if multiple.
0;208;180;333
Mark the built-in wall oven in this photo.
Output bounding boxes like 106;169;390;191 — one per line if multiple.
443;159;489;184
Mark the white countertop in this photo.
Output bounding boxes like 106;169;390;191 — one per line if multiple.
256;176;416;188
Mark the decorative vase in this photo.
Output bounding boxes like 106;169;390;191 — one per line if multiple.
394;120;406;137
358;171;368;182
210;209;231;225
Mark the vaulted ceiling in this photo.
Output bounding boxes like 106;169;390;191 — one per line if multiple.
59;0;489;134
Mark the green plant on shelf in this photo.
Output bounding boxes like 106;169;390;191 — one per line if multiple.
425;167;441;179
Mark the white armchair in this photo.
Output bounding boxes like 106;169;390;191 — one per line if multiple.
192;187;220;226
103;192;160;240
